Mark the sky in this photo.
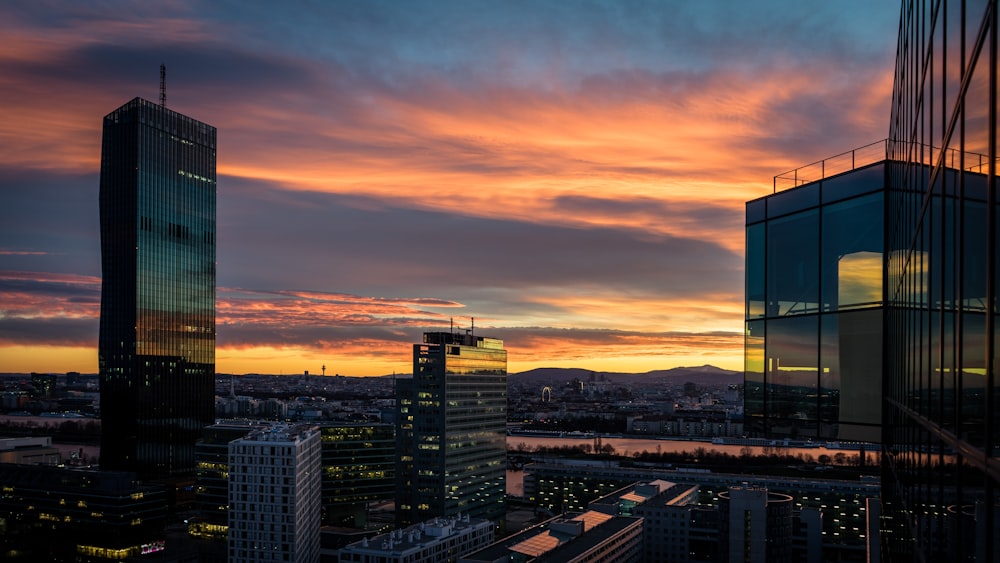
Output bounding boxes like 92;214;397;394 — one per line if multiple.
0;1;900;376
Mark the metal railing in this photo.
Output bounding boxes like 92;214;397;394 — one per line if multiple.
773;139;999;194
773;140;888;193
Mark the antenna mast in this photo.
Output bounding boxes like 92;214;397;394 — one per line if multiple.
159;64;166;107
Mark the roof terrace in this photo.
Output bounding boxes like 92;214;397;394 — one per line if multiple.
773;139;996;193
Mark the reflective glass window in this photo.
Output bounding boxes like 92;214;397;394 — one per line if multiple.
821;192;883;312
767;209;819;316
822;163;885;204
767;182;819;218
766;315;818;437
745;320;765;433
746;223;765;319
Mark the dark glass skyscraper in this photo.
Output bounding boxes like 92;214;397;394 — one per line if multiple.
395;331;507;526
745;152;887;444
99;97;216;478
746;1;999;560
882;1;999;560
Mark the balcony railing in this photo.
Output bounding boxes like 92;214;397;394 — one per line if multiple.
773;140;888;193
773;139;998;194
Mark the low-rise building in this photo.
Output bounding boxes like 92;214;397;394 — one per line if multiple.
339;514;494;563
460;510;642;563
0;464;168;561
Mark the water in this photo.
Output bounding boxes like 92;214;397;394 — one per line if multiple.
505;435;880;496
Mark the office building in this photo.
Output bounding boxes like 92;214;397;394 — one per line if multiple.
459;510;643;563
0;436;61;465
228;424;322;563
0;464;168;562
745;148;887;443
627;481;701;562
395;331;507;525
191;420;261;540
881;0;1000;561
318;422;395;527
745;0;1000;559
98;97;216;478
719;485;793;563
339;515;494;563
526;460;875;561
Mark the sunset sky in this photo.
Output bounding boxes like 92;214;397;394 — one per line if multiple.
0;1;900;376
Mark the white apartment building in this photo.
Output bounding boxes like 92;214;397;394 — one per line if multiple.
228;423;322;563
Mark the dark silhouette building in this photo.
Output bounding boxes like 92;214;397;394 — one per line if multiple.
98;97;217;478
395;331;507;526
0;464;168;562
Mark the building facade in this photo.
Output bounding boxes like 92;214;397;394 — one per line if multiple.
459;510;643;563
719;486;793;563
191;420;261;540
228;424;322;563
339;515;494;563
881;0;1000;561
745;155;887;443
0;465;168;562
318;422;395;527
525;461;875;561
98;97;217;478
396;332;507;525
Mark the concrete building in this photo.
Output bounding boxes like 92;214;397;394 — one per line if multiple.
629;481;701;562
228;423;322;563
98;96;216;478
719;485;792;563
525;460;873;561
0;464;168;562
396;331;507;525
0;436;61;465
459;510;643;563
339;514;494;563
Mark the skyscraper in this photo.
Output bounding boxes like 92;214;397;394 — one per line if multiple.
745;151;887;443
744;1;1000;560
882;1;999;561
395;331;507;526
99;97;216;478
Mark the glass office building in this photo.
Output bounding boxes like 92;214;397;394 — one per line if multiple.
395;332;507;526
881;0;1000;561
745;151;886;443
99;97;217;478
318;422;395;527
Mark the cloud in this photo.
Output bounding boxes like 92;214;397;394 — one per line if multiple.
0;0;900;374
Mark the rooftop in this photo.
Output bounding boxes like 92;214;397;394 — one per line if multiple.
773;138;997;193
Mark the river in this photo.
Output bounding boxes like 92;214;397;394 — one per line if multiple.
504;434;880;496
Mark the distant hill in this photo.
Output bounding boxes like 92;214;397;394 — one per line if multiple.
508;365;742;387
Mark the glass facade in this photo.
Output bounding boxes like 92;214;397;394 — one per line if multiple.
395;332;507;526
745;163;885;442
99;97;216;478
318;423;395;527
882;1;1000;561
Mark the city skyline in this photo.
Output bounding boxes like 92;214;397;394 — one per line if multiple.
0;1;899;376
